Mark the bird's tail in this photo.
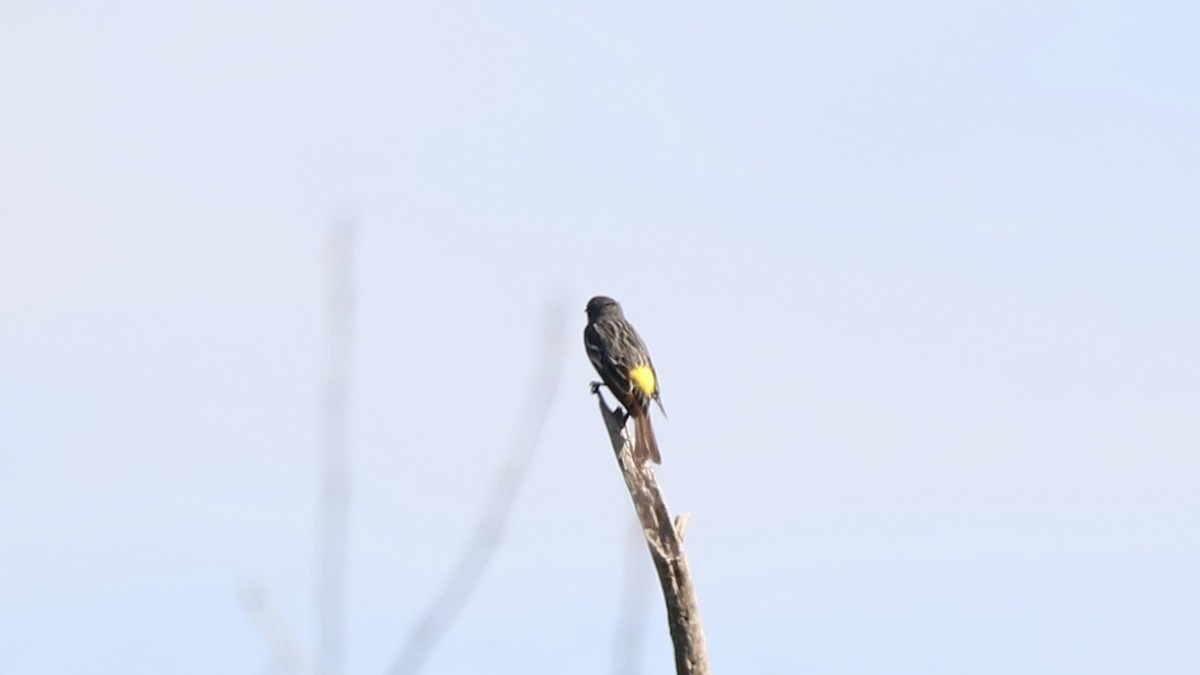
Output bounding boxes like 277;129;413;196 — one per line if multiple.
633;410;661;465
652;392;667;418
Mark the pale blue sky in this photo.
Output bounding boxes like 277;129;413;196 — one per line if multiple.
2;2;1197;674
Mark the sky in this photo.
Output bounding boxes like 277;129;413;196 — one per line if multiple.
2;1;1198;673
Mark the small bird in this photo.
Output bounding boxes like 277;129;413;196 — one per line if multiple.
584;295;666;464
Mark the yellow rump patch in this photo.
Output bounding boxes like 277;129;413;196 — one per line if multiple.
628;365;656;397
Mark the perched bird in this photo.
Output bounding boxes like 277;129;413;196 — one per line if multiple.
584;295;666;464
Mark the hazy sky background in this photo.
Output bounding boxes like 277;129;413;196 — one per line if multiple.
2;1;1198;673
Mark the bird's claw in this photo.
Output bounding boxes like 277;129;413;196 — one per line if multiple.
590;381;629;421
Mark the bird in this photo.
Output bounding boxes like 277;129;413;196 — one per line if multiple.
584;295;666;464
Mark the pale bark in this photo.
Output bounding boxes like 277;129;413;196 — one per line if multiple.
593;390;711;675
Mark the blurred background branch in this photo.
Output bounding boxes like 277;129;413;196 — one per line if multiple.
611;518;651;675
317;216;357;675
240;579;314;675
387;300;568;675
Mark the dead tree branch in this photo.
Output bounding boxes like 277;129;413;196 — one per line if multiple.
593;389;710;675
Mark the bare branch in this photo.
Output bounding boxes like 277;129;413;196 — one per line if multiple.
388;301;568;675
593;390;710;675
611;519;652;675
673;514;690;541
317;216;356;675
239;579;315;675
